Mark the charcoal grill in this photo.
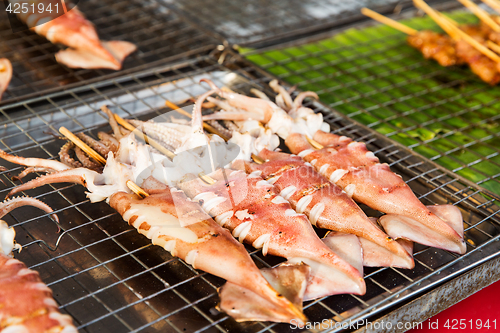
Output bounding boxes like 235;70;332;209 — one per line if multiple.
0;53;499;332
0;0;219;105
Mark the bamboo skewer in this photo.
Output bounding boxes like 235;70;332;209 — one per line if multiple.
413;0;460;39
487;40;500;53
443;15;500;62
112;113;176;159
458;0;500;32
414;0;500;62
167;100;268;164
59;127;149;198
59;127;107;165
482;0;500;15
305;136;324;150
165;100;231;141
361;8;418;35
126;180;150;198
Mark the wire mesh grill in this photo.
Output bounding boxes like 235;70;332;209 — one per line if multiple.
244;6;500;200
0;55;499;333
0;0;219;105
161;0;451;47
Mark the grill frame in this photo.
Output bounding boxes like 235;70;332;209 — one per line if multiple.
0;0;220;106
0;53;499;332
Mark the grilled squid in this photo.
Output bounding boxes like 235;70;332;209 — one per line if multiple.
197;79;466;254
0;58;12;101
0;197;77;333
1;137;307;324
13;0;136;70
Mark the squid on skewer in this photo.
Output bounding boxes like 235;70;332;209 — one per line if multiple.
245;148;414;269
1;137;307;324
0;197;77;333
140;89;367;300
0;58;13;101
13;0;136;70
198;79;466;254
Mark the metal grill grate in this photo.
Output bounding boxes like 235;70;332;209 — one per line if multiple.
161;0;452;47
0;0;219;105
0;55;499;332
244;6;500;200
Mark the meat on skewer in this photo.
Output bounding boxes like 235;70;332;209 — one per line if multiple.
407;30;463;66
362;6;500;85
199;79;466;254
0;138;308;324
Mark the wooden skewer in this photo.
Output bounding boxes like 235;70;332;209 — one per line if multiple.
59;127;149;198
458;0;500;32
251;154;265;164
443;15;500;62
361;7;418;35
59;127;107;165
126;180;149;198
165;100;231;142
482;0;500;15
198;172;216;185
487;40;500;53
413;0;459;40
306;135;324;150
414;0;500;62
112;113;176;159
438;12;459;26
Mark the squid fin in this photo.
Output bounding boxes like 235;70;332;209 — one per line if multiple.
358;217;414;269
103;41;137;64
379;205;466;254
218;263;309;323
296;232;365;301
55;41;136;70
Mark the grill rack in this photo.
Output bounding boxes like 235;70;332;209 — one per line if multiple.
161;0;452;47
0;54;499;332
0;0;219;105
243;5;500;201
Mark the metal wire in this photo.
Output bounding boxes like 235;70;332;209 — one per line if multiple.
0;55;499;332
161;0;451;47
0;0;218;106
243;5;500;201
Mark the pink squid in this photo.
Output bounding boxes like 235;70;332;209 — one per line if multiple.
0;196;77;333
246;148;414;269
286;131;466;254
1;143;306;324
198;79;466;254
178;168;366;300
15;0;136;70
0;58;12;101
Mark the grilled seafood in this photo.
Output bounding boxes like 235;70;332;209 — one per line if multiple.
0;58;12;101
13;0;136;70
246;148;414;269
196;79;466;254
0;197;77;333
1;137;306;324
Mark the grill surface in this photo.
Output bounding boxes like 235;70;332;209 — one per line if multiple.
0;55;499;332
244;7;500;199
161;0;451;47
0;0;219;105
